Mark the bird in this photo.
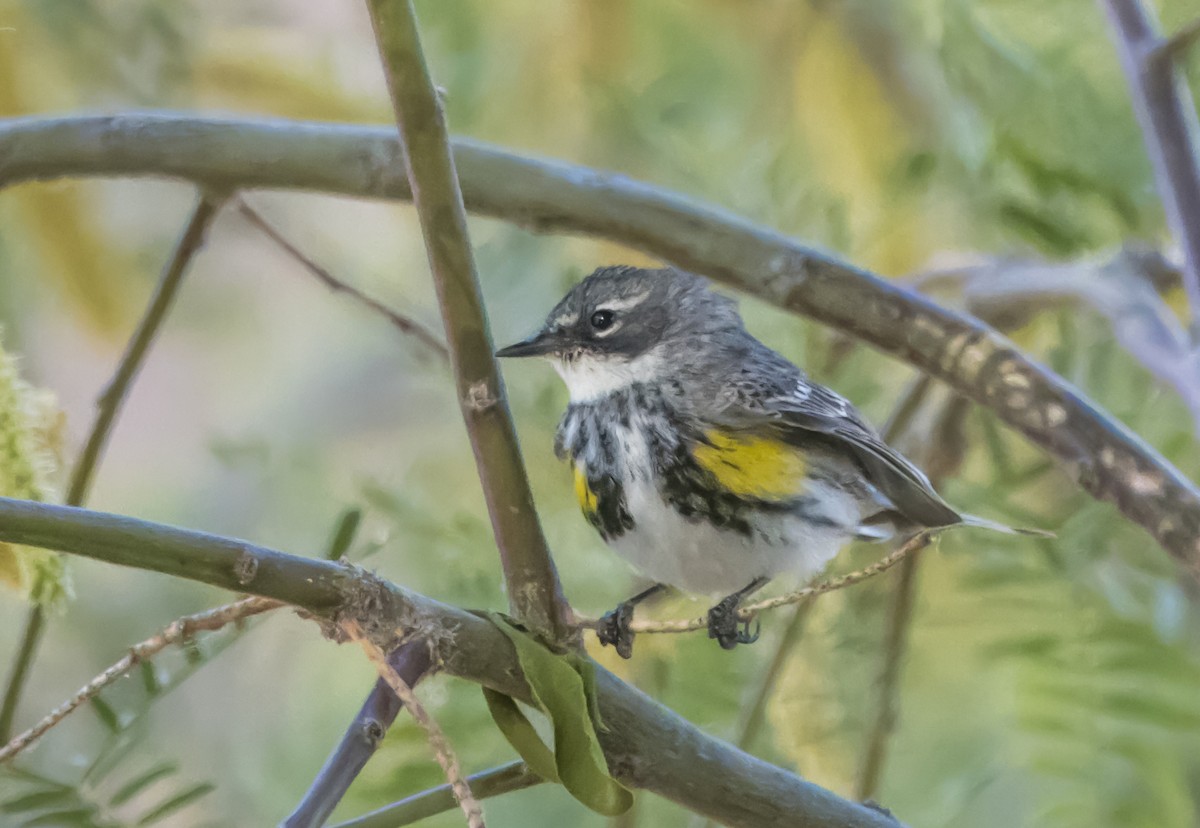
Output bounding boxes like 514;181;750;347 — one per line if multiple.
497;265;1036;658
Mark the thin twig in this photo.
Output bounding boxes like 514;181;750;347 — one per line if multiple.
328;762;542;828
0;193;224;742
342;621;483;828
234;199;449;362
580;531;936;636
0;596;280;764
1101;0;1200;327
364;0;572;641
1154;17;1200;63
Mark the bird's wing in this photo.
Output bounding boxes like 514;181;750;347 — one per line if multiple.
710;364;962;528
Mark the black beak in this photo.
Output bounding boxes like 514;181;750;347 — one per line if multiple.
495;329;559;358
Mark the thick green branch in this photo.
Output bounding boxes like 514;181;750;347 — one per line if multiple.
1;113;1198;578
364;0;570;641
0;496;895;828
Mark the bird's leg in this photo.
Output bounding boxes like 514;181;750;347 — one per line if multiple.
707;576;770;650
597;583;667;659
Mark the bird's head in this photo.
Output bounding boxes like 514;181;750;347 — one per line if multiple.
496;266;743;402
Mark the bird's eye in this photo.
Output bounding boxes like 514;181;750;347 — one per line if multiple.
590;309;615;331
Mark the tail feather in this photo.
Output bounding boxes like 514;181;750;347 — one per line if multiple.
957;513;1054;538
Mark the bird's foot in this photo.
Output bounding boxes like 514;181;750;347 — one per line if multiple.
597;601;636;659
707;596;760;650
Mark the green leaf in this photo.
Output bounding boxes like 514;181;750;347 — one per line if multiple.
109;763;178;807
325;507;363;560
139;660;160;697
20;806;96;826
135;782;215;826
481;614;632;817
481;690;560;783
2;788;78;813
90;696;121;733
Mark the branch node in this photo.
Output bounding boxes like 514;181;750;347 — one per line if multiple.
463;380;498;412
234;548;260;586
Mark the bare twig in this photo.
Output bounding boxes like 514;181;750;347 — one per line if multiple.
343;620;483;828
0;596;280;764
0;193;224;742
363;1;571;641
234;199;449;362
1101;0;1200;325
283;640;433;828
328;762;542;828
580;531;936;636
1153;17;1200;65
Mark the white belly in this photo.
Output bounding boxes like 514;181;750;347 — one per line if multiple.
603;424;858;596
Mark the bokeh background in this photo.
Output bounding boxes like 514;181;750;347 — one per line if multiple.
3;0;1200;826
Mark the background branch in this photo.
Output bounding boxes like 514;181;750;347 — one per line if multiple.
364;0;570;642
1;113;1195;579
1100;0;1200;320
0;495;897;828
282;641;433;828
0;192;223;742
328;762;541;828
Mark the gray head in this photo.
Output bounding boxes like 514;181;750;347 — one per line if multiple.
496;266;745;401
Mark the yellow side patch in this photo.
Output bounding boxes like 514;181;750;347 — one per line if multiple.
574;465;598;517
693;430;808;501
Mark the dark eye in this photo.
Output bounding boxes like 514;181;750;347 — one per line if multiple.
590;309;615;330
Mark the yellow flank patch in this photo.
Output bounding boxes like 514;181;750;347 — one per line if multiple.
574;465;598;517
693;430;807;501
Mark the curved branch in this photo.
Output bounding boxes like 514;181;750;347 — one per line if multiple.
0;496;896;828
1;113;1197;577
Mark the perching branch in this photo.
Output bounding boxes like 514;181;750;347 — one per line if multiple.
586;531;935;635
0;496;897;828
364;0;571;642
1100;0;1200;321
0;596;280;764
1;113;1195;579
0;192;223;742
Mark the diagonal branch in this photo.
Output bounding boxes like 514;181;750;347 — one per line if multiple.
1;114;1196;578
282;641;433;828
1100;0;1200;321
0;495;897;828
363;0;570;642
0;192;223;742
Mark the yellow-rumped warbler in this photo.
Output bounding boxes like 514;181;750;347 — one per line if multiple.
498;265;1027;657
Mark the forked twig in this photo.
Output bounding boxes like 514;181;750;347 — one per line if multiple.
342;620;484;828
0;596;281;764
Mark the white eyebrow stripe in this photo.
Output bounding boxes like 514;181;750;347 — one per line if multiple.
552;310;579;327
597;290;652;312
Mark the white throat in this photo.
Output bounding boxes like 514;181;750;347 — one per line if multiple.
552;351;665;403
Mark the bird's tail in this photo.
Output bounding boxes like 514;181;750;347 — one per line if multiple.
957;513;1054;538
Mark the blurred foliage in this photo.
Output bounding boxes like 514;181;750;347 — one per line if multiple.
0;333;68;606
1;0;1200;826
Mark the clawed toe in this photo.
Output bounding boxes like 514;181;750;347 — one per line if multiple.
707;600;759;650
597;602;636;659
